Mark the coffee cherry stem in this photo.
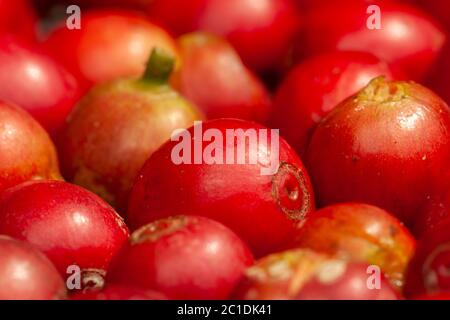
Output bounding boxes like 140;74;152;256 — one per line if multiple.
358;77;406;103
142;48;175;84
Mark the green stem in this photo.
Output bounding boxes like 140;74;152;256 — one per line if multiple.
142;48;175;84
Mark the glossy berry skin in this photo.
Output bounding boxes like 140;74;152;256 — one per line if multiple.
128;118;315;257
44;10;180;91
271;51;397;156
290;203;415;289
108;216;254;300
148;0;300;72
0;101;61;193
0;37;81;136
71;284;167;300
233;249;399;300
306;78;450;227
297;2;445;80
0;0;37;41
59;52;203;212
405;220;450;297
172;33;271;123
0;180;130;282
0;236;66;300
294;262;400;300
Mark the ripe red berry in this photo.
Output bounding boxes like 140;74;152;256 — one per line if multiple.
0;36;82;136
108;216;253;300
271;51;397;156
290;203;415;289
233;249;399;300
296;2;445;80
294;262;399;300
405;219;450;297
44;10;180;91
0;236;66;300
59;49;203;212
128;118;315;257
0;101;61;193
71;284;167;300
172;32;271;123
306;78;450;227
147;0;301;72
0;180;130;289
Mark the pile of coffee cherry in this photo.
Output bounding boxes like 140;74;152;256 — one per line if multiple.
0;0;449;300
